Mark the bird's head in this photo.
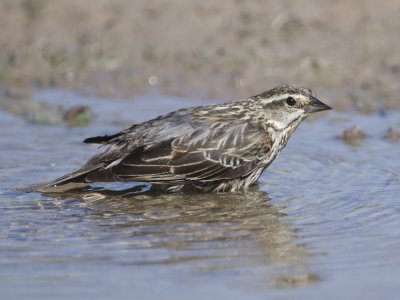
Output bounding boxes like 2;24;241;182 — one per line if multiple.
252;85;332;130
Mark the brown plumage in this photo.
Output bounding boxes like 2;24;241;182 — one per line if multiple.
37;85;331;193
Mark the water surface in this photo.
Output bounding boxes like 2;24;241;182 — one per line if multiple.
1;90;399;299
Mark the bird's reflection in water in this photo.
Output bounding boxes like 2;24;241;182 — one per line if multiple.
40;184;320;289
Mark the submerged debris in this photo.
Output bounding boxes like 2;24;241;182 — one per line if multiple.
384;127;400;142
341;125;365;146
275;273;321;288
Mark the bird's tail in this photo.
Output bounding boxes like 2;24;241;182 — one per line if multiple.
35;169;93;193
34;164;120;193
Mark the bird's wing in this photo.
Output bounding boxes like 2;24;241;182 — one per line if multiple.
111;122;272;183
78;110;195;176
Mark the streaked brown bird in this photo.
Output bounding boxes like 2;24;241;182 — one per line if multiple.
38;85;331;193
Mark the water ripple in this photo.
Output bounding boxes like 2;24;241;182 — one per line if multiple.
1;91;400;298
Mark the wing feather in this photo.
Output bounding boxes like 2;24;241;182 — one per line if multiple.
41;108;273;190
106;122;271;184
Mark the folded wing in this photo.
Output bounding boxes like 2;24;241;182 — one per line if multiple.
39;117;272;192
110;122;272;184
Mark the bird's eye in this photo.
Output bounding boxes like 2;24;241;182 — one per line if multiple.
286;97;296;106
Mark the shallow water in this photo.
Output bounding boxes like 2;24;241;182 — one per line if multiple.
1;90;399;299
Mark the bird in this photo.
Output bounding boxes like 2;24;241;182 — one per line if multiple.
37;85;331;193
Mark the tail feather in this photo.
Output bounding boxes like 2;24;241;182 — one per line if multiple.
36;181;88;193
83;132;122;144
36;169;94;192
36;165;122;192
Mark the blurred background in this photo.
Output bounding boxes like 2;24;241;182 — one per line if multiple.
0;0;399;109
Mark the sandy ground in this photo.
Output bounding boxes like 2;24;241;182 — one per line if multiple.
0;0;400;110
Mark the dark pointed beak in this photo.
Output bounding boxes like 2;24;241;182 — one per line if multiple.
305;96;332;113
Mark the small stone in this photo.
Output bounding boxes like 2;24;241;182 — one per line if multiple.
63;105;92;127
384;127;400;142
341;125;365;146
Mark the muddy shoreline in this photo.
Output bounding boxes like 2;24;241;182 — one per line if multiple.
1;0;400;110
